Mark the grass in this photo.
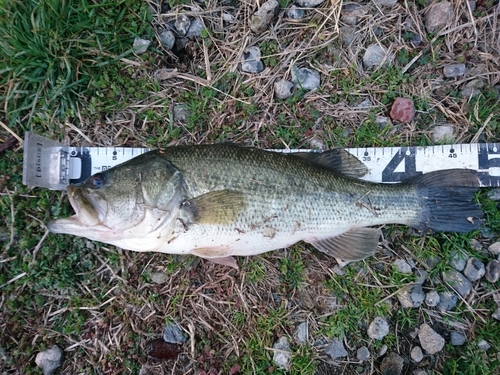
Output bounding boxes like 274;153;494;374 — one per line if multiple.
1;0;500;374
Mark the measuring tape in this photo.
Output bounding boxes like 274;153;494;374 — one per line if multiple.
22;132;500;190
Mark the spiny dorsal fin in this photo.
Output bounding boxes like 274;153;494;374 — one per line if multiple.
181;190;247;225
307;227;382;261
291;149;368;178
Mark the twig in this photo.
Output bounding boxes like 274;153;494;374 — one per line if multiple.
0;120;23;145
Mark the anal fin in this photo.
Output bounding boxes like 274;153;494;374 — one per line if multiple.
307;227;382;261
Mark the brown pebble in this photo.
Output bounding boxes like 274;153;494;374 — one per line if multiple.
390;97;415;123
146;339;182;361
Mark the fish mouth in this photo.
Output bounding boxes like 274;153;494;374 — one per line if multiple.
47;185;103;234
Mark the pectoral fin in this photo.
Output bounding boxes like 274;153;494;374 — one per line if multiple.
190;247;238;269
308;227;382;261
181;190;247;225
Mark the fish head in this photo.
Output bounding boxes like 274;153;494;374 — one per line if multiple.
48;152;184;243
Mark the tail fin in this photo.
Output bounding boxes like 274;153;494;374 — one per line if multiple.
410;169;483;233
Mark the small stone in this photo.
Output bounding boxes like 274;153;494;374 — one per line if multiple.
488;242;500;256
293;322;308;345
175;15;191;36
173;104;190;123
380;352;404;375
425;1;453;33
442;269;472;297
241;46;264;73
367;317;390;340
394;259;412;274
133;37;151;54
425;291;440;307
273;336;292;370
450;331;466;346
414;269;428;285
463;258;486;282
249;0;279;34
291;66;321;90
477;339;491;351
460;79;484;98
432;124;455;143
341;3;366;26
413;370;427;375
295;0;325;6
324;338;348;360
357;346;370;361
35;345;64;375
410;33;423;47
390;97;415;123
151;272;167;284
175;37;189;51
159;30;176;50
418;323;445;355
274;79;295;99
492;308;500;321
470;239;484;252
286;5;305;19
449;250;468;271
373;0;398;6
340;25;357;46
397;284;425;308
487;190;500;201
486;260;500;283
363;44;389;69
436;291;458;311
163;322;187;344
410;346;424;362
378;344;388;357
443;63;467;78
186;18;204;38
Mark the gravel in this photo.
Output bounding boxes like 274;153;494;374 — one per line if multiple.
450;331;467;346
363;44;389;69
274;79;295;99
293;321;308;345
425;291;440;307
272;336;292;370
324;338;349;360
463;258;486;282
442;269;472;297
436;291;458;312
291;66;321;90
367;317;390;340
357;346;370;361
380;352;404;375
249;0;279;34
35;345;64;375
449;250;468;272
443;63;467;78
410;346;424;363
397;284;425;308
394;258;412;274
418;324;445;355
486;260;500;283
424;1;453;33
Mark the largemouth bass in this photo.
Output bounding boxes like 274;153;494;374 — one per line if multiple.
48;144;484;267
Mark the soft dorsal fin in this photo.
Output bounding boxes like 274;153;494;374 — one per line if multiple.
181;190;247;225
290;149;368;178
307;227;382;261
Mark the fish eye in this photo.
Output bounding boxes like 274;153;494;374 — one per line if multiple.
89;174;105;189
